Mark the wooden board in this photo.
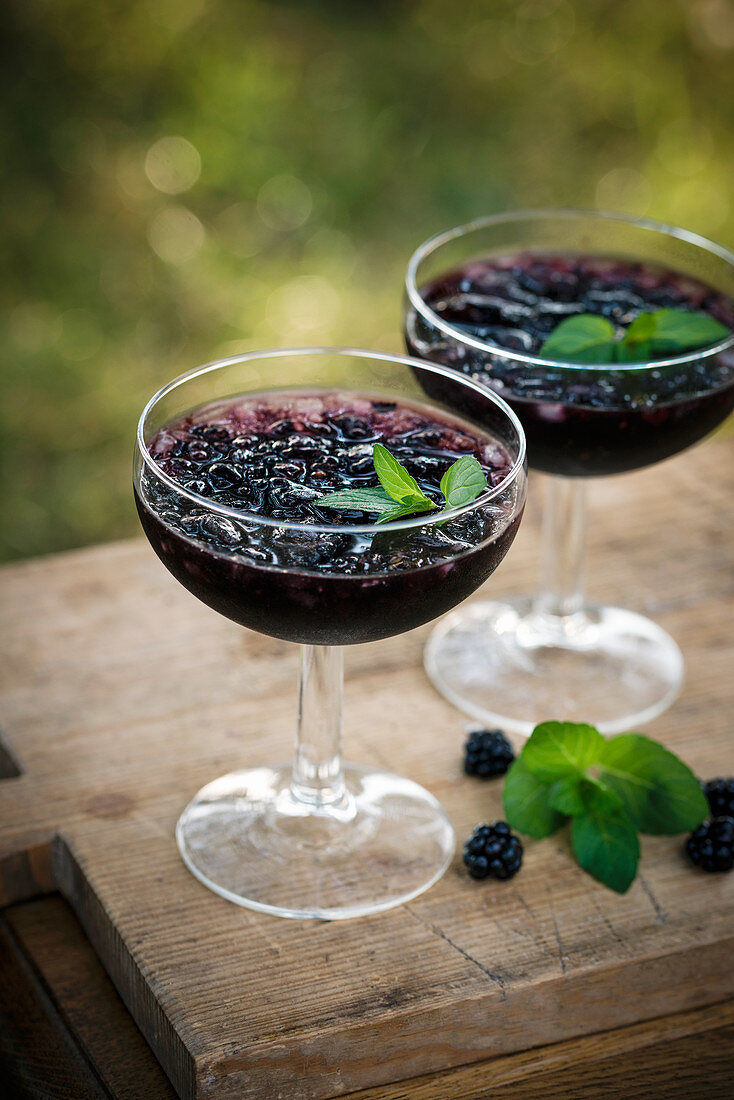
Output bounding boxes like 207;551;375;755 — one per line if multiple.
0;894;177;1099
2;894;733;1100
0;438;733;1100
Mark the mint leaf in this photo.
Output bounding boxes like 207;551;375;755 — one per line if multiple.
503;757;567;839
439;455;488;509
616;338;653;363
522;721;606;782
549;775;622;817
620;309;729;360
314;446;487;525
504;720;710;894
598;734;708;835
541;308;730;365
572;806;640;894
373;443;427;504
622;311;658;347
649;308;729;352
314;486;397;513
539;314;617;363
375;496;437;524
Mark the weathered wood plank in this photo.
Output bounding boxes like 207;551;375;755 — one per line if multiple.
4;893;733;1098
0;913;106;1099
3;894;177;1099
0;438;732;1098
344;1001;734;1099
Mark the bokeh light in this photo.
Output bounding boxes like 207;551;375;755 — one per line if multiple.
145;136;202;194
148;206;206;263
257;175;313;231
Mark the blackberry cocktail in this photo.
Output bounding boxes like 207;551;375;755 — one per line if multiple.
137;390;520;646
134;349;526;919
410;253;734;477
405;211;734;734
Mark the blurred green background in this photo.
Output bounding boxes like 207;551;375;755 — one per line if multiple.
2;0;733;561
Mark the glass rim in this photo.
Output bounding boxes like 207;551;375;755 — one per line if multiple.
135;346;527;535
405;207;734;372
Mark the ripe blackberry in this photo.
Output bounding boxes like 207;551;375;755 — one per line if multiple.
703;778;734;819
463;728;514;778
685;816;734;873
463;822;523;881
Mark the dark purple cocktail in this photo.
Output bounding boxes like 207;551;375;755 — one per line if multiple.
136;389;522;646
134;349;526;920
407;253;734;477
404;211;734;736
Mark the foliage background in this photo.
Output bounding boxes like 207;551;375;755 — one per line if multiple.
2;0;733;561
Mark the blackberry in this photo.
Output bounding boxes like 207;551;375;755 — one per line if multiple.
685;816;734;873
463;821;523;881
703;778;734;820
463;728;514;778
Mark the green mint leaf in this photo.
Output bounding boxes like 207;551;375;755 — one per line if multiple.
316;443;437;523
539;314;617;363
373;443;428;504
522;721;606;782
649;308;730;352
572;806;640;894
439;455;488;509
374;496;437;524
615;338;653;363
598;733;708;835
621;311;658;347
314;486;397;513
541;308;729;366
502;756;567;839
549;775;622;817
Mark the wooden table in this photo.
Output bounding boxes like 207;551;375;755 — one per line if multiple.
1;438;733;1099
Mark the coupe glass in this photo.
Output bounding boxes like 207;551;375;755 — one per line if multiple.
405;211;734;735
134;348;526;919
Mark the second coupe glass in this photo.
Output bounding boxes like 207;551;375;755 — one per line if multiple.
405;210;734;734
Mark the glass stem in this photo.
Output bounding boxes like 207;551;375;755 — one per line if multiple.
533;476;586;620
291;645;347;807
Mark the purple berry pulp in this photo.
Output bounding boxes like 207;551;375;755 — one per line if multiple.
136;391;523;646
405;254;734;476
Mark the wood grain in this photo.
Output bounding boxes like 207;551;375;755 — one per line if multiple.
343;1001;734;1099
2;894;177;1099
0;438;732;1098
0;914;105;1099
3;893;733;1099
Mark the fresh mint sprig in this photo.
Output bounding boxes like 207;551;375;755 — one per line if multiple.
315;444;488;524
539;308;729;365
502;721;707;893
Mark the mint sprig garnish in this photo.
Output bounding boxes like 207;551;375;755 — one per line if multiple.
539;314;618;364
502;721;708;893
539;308;729;365
572;806;640;897
440;455;490;508
315;445;488;524
308;486;397;515
373;443;425;502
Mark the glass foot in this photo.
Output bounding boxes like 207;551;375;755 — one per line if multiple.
176;763;455;919
425;598;684;736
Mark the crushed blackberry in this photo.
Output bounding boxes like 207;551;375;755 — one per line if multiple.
463;821;523;881
463;728;514;778
417;254;733;371
142;391;516;576
703;778;734;820
685;816;734;873
406;252;734;477
136;390;524;645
